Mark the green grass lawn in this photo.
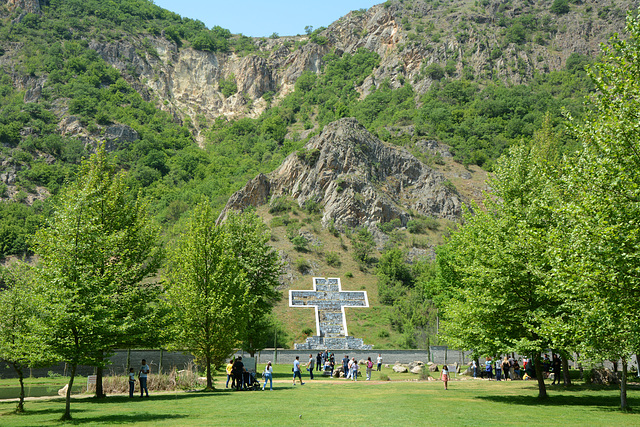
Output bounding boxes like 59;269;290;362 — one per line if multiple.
1;366;638;426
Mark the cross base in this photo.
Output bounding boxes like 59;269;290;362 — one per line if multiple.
294;335;373;350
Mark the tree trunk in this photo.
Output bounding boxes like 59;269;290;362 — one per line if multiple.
620;356;628;411
61;364;77;421
205;355;213;390
534;352;548;399
561;355;571;386
95;364;105;398
13;363;24;413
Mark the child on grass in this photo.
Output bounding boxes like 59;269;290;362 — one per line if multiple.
128;368;136;398
441;365;449;390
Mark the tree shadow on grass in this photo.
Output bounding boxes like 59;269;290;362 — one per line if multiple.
69;413;187;424
3;407;86;416
476;390;640;412
85;390;236;404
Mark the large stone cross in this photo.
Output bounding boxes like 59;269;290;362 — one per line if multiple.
289;277;369;338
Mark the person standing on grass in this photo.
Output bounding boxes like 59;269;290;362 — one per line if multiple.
366;357;373;380
128;367;136;398
441;365;449;390
316;352;322;372
485;357;493;380
352;358;358;381
226;359;234;389
551;354;561;385
376;354;383;371
293;356;304;385
342;355;349;379
502;357;510;381
233;356;245;390
139;359;150;397
307;354;315;380
472;359;478;378
495;358;502;381
346;357;354;379
262;361;273;391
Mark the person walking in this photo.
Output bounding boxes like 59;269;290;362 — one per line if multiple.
441;365;449;390
262;362;273;391
366;357;373;380
139;359;150;397
376;354;383;371
307;354;315;380
226;359;234;388
292;356;304;385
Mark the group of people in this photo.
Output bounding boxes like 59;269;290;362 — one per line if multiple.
127;359;150;398
225;356;247;391
471;354;563;382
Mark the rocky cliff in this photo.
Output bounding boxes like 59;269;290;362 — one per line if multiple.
80;0;636;140
220;118;462;229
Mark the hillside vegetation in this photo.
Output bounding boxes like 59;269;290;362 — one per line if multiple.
0;0;635;348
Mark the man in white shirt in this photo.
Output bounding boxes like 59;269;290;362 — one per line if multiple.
139;359;150;397
376;354;383;371
292;356;304;385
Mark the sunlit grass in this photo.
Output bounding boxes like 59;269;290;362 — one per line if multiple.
1;366;638;426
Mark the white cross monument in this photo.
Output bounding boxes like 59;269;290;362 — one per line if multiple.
289;277;372;350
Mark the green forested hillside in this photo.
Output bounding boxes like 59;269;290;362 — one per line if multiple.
0;0;632;348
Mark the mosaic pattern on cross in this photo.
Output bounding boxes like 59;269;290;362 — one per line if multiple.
289;277;369;338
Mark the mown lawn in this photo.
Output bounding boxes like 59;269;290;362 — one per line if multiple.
0;365;638;426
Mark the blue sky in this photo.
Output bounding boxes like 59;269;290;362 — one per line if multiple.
153;0;381;37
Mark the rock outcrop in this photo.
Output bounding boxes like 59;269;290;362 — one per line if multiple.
220;118;463;229
5;0;41;14
78;1;632;143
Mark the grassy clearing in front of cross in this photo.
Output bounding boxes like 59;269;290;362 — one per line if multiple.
1;365;638;426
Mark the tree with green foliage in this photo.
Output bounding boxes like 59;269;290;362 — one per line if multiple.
223;211;282;357
551;10;640;410
32;147;162;420
165;201;248;390
0;262;55;413
440;132;565;399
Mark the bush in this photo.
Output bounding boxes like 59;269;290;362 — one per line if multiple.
269;196;291;214
291;235;308;252
303;199;321;214
326;251;341;267
296;257;311;273
424;63;444;80
345;271;354;278
550;0;570;15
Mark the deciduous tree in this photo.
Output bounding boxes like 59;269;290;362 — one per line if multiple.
32;147;161;420
166;201;248;390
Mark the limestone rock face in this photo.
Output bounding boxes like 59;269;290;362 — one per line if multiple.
6;0;41;14
220;118;463;229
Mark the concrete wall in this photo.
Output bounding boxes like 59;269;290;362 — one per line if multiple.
234;348;475;366
2;348;637;379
